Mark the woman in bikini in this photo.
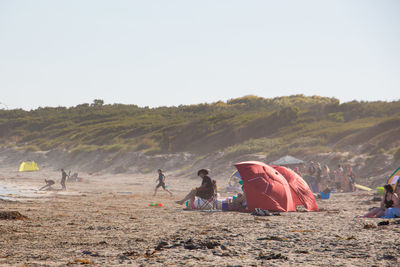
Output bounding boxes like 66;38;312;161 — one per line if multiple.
359;184;398;218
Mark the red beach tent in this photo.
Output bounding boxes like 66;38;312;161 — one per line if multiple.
272;165;318;211
234;161;296;212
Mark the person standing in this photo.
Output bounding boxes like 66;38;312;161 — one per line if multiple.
347;165;356;192
335;164;344;192
322;164;330;190
308;162;318;192
61;169;68;190
154;169;173;196
315;163;322;192
342;164;352;192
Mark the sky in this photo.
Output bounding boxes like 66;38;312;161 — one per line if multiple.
0;0;399;110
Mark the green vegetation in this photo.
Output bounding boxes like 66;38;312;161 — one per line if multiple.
0;95;399;158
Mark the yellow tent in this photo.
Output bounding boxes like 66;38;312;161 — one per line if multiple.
18;161;39;172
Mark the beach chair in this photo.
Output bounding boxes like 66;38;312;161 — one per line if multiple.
193;180;218;210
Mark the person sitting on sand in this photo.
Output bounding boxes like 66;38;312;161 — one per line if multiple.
228;192;247;212
68;172;79;182
175;169;214;208
39;179;55;191
383;186;400;218
153;169;172;196
359;184;398;218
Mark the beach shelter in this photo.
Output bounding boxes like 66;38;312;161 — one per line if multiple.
227;170;242;186
387;167;400;193
223;170;242;192
234;161;296;212
18;161;39;172
269;155;304;166
272;166;318;211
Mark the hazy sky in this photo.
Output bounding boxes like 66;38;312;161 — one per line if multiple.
1;0;399;110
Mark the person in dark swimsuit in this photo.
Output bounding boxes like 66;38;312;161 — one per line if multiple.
175;169;215;208
153;169;172;196
61;169;68;190
381;185;394;207
383;191;400;218
358;184;396;218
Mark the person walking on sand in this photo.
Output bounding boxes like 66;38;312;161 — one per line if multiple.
154;169;172;196
61;169;68;190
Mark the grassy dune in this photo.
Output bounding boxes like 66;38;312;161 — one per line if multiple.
1;95;399;159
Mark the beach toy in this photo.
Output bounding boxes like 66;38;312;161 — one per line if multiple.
354;184;372;191
376;187;385;195
149;203;163;207
320;192;330;199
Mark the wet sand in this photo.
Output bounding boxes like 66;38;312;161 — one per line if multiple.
0;169;399;266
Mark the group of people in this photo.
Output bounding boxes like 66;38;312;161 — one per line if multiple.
39;169;69;191
295;162;356;193
39;166;398;218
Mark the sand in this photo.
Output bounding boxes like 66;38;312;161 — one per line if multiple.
0;169;399;266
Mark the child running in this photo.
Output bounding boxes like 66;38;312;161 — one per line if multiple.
153;169;172;196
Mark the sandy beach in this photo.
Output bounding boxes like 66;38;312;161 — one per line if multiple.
2;0;399;265
0;169;398;267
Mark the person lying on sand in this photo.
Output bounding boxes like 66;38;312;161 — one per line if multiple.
153;169;172;196
358;185;397;218
175;169;214;208
39;179;55;191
